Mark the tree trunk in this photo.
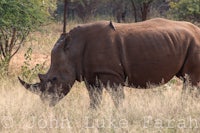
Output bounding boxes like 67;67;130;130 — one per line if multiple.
140;1;153;21
130;0;138;22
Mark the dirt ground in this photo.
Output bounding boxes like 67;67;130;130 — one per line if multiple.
9;51;50;74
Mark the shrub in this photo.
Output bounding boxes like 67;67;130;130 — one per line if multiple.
169;0;200;22
20;47;46;82
0;0;51;75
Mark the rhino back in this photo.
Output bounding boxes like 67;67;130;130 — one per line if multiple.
115;18;199;87
70;19;200;87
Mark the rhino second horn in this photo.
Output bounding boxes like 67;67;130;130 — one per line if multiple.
18;77;41;94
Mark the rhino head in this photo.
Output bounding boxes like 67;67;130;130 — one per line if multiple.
18;33;76;106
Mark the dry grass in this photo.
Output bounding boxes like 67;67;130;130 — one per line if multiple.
1;77;200;133
2;21;200;133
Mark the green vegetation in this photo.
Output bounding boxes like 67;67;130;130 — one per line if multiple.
170;0;200;22
20;47;46;82
0;0;52;75
56;0;158;22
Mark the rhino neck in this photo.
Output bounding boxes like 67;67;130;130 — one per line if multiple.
68;33;86;82
68;61;82;82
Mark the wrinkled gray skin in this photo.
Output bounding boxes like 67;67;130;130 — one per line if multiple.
19;18;200;108
19;34;76;106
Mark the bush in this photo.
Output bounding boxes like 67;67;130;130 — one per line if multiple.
20;47;46;82
0;0;51;75
169;0;200;22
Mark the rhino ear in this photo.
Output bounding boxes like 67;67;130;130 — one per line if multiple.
63;33;71;51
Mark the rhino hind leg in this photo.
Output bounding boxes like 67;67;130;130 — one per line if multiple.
186;74;200;97
180;74;195;96
178;52;200;96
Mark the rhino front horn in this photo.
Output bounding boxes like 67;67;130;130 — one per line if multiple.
18;77;41;94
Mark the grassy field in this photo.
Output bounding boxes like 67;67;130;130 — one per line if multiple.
1;21;200;133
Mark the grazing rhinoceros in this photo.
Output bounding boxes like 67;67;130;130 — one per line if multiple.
19;18;200;108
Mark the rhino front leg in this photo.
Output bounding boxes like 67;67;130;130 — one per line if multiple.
106;84;125;108
85;83;103;109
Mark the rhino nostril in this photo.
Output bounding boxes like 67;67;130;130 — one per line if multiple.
47;77;57;83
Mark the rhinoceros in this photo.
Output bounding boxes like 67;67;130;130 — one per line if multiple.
19;18;200;108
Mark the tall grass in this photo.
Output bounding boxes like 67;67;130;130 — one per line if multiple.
1;77;200;132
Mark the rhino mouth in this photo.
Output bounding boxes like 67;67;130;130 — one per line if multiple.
18;77;65;106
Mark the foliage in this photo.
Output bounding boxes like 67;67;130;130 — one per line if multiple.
169;0;200;22
129;0;157;21
20;47;46;82
0;0;51;75
55;0;101;22
55;0;164;22
76;0;101;22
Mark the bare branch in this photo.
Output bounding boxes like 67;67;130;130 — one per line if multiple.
0;29;7;59
9;28;17;54
10;43;21;59
5;40;9;55
130;0;138;22
0;40;6;59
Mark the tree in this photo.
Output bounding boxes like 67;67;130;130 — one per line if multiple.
78;0;101;22
112;0;128;23
169;0;200;22
111;0;156;22
130;0;155;22
0;0;50;74
55;0;162;23
55;0;101;22
54;0;68;21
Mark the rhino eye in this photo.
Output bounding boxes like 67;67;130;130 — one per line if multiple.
52;77;57;81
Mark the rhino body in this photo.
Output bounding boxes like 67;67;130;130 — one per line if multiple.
19;18;200;107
